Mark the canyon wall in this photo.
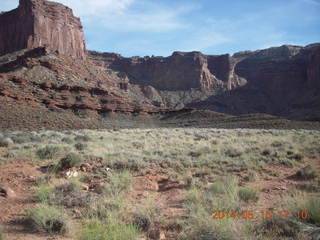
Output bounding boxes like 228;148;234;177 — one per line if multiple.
88;51;247;92
0;0;86;59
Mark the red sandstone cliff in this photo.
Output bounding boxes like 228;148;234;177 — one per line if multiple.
88;51;247;92
0;0;86;59
0;0;319;122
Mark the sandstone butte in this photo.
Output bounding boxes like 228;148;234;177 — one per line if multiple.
0;0;319;125
0;0;86;59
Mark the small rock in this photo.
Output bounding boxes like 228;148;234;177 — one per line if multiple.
148;229;166;240
66;170;79;178
0;186;17;198
80;163;92;172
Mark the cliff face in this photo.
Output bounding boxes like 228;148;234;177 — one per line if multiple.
0;0;86;59
89;44;320;120
88;51;246;92
187;44;320;120
0;0;319;122
307;45;320;89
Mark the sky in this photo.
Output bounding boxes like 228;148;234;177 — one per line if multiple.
1;0;319;57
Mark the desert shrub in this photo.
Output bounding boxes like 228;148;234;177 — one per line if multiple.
80;218;139;240
25;205;69;234
287;192;320;226
36;145;61;160
103;170;132;196
107;158;149;171
132;203;161;232
55;179;81;194
208;175;239;202
3;152;17;158
0;137;13;147
271;141;285;148
74;135;91;142
288;152;304;161
35;176;52;186
132;212;151;232
296;166;317;180
179;205;240;240
304;198;320;225
11;135;32;144
35;185;54;203
57;153;83;170
61;137;73;144
261;149;271;156
208;181;225;194
255;217;300;238
238;187;259;202
83;196;123;219
273;157;295;167
244;170;258;182
225;147;243;158
75;142;87;151
181;174;249;240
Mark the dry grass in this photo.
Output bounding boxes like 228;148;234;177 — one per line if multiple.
2;128;319;173
1;128;319;240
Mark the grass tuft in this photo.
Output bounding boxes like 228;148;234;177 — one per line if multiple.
57;153;83;170
80;218;139;240
296;166;317;180
238;187;259;202
25;205;69;234
36;146;61;160
35;185;54;203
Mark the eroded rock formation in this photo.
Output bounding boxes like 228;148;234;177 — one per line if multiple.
0;0;319;124
88;51;247;92
0;0;86;59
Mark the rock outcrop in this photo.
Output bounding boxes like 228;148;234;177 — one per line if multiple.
89;44;320;120
0;0;319;123
188;44;320;120
0;0;86;59
88;51;247;92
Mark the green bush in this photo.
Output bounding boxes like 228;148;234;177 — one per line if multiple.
132;204;161;232
132;213;151;232
26;205;69;234
305;198;320;225
57;153;83;170
62;137;73;144
55;180;81;194
36;146;61;160
0;137;13;147
80;218;139;240
208;175;239;201
35;185;54;203
238;188;259;202
287;192;320;226
75;142;87;151
74;135;91;142
0;230;4;240
208;182;225;194
255;217;300;238
296;166;317;180
103;171;132;196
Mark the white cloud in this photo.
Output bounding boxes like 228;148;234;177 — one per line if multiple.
54;0;193;33
55;0;134;16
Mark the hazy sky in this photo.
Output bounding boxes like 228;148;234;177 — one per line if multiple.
1;0;319;57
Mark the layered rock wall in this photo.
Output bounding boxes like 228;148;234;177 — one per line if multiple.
0;0;86;59
88;51;246;92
